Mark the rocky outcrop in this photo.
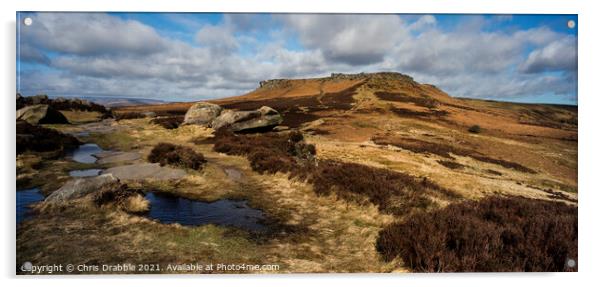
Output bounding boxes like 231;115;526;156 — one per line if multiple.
181;101;283;132
183;102;223;125
16;104;69;125
102;163;187;180
210;106;283;132
45;174;119;203
17;94;110;116
259;79;293;90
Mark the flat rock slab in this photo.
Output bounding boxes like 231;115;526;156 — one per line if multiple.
45;174;119;203
94;151;141;164
103;163;187;181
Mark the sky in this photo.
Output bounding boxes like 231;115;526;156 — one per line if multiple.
16;13;578;105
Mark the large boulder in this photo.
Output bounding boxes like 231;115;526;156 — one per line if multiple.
225;106;283;132
210;106;283;132
16;104;69;125
45;174;119;204
183;102;223;126
210;109;261;130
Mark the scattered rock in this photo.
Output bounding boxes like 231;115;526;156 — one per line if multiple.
183;102;223;126
45;174;119;203
94;151;141;164
102;163;187;180
16;104;69;125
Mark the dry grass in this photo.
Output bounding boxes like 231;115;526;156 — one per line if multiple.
123;194;150;213
372;134;536;174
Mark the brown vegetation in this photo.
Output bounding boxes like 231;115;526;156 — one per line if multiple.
295;160;458;215
437;160;465;170
148;143;207;170
372;134;536;174
213;130;316;174
375;91;438;109
376;196;577;272
150;116;184;129
212;130;457;215
16;120;81;155
94;182;149;213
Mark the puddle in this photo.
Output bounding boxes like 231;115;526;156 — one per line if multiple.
144;192;267;232
69;169;103;177
17;188;44;224
69;143;104;164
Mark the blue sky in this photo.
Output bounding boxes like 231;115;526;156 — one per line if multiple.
17;13;577;104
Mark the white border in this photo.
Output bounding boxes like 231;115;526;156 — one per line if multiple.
2;1;601;287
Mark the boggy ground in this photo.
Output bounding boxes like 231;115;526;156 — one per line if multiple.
17;118;399;274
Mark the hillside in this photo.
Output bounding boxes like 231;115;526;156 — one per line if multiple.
116;72;577;198
17;72;577;273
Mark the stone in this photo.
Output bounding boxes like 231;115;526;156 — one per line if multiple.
16;104;69;125
102;163;187;180
183;102;223;126
229;106;282;132
45;174;119;203
211;106;283;132
210;110;260;130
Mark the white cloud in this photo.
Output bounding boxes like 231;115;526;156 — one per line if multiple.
195;24;239;52
17;13;578;104
21;13;166;56
280;14;409;65
519;37;577;73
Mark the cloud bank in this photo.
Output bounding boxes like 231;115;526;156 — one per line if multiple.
17;13;577;104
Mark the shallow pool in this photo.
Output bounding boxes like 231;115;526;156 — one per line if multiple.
69;143;104;164
144;192;268;232
17;188;44;224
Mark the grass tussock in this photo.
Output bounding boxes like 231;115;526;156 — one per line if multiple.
150;116;184;129
372;134;536;174
376;196;577;272
93;182;149;213
148;143;207;170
